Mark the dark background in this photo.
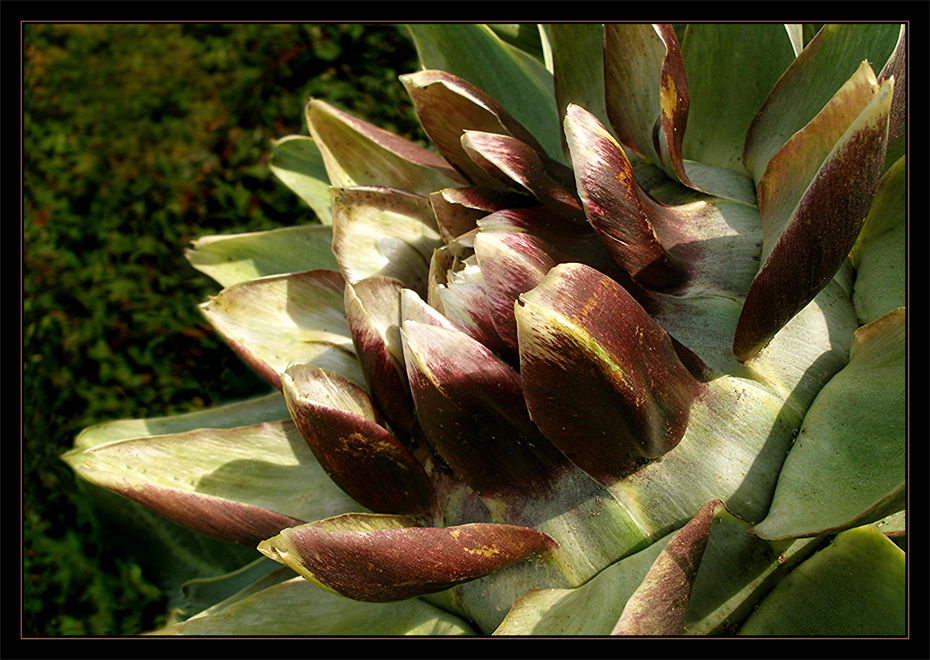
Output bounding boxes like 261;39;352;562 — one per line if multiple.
22;22;427;636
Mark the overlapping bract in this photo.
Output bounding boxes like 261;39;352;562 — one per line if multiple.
64;23;906;636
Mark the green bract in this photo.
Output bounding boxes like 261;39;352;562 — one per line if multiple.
64;23;907;636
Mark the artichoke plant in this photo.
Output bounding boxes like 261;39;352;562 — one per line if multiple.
64;23;907;636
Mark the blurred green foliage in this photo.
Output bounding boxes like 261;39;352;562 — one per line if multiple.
23;22;425;636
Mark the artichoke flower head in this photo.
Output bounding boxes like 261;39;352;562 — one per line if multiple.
64;23;907;637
